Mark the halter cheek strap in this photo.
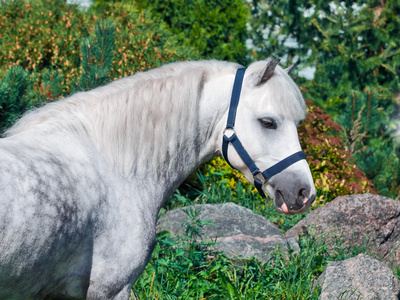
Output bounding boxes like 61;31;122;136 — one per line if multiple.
222;68;306;198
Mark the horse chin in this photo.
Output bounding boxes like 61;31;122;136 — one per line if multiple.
275;202;309;215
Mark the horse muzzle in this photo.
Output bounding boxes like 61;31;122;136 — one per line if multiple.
271;182;316;215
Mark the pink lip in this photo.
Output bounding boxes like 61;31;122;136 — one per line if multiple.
281;203;289;214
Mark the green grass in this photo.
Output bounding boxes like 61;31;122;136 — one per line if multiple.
132;213;376;299
132;215;323;299
133;171;400;299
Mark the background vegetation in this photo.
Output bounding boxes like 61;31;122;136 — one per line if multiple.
0;0;398;298
248;0;400;197
135;0;249;65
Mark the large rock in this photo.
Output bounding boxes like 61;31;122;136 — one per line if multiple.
285;193;400;265
156;202;298;263
317;254;400;300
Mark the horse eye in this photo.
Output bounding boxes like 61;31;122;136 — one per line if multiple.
259;118;277;129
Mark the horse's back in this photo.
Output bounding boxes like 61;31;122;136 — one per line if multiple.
0;134;107;298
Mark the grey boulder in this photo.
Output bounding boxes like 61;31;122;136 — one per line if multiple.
156;202;298;263
317;254;400;300
285;193;400;265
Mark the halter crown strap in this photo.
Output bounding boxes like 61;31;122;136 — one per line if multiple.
226;68;246;129
222;67;307;199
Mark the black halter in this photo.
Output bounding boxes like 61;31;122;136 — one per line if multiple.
222;68;306;198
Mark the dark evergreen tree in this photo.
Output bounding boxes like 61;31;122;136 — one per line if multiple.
77;21;115;91
0;66;34;133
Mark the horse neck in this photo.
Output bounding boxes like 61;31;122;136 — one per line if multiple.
90;64;236;207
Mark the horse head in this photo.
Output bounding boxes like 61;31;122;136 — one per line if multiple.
219;59;316;215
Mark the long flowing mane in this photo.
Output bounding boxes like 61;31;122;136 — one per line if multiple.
5;61;240;177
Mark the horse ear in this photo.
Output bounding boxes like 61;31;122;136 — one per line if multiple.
284;60;298;75
255;58;281;86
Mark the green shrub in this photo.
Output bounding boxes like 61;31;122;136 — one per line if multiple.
88;1;199;79
135;0;249;65
77;21;115;91
301;1;400;198
0;0;196;85
338;88;400;197
0;0;87;87
299;99;375;205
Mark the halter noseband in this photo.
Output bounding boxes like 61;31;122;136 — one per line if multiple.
222;67;306;198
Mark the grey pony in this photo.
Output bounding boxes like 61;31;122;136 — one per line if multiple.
0;60;315;299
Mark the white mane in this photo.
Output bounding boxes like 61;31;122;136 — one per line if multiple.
5;60;306;177
5;61;240;177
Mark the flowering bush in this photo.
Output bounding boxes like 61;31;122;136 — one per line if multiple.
0;0;196;131
0;0;196;90
0;0;86;88
299;100;375;205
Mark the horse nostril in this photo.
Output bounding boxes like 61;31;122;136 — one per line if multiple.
297;188;307;205
275;190;285;208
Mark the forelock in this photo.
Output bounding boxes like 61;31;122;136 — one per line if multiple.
247;61;306;121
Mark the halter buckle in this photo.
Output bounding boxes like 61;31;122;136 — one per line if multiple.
223;127;235;139
253;172;265;184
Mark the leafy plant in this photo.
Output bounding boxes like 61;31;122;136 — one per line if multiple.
298;99;375;205
339;88;400;197
181;208;216;250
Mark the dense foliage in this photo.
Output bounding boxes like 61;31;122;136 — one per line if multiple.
0;0;86;86
248;0;400;198
135;0;249;65
0;67;31;130
0;0;196;131
88;1;200;79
